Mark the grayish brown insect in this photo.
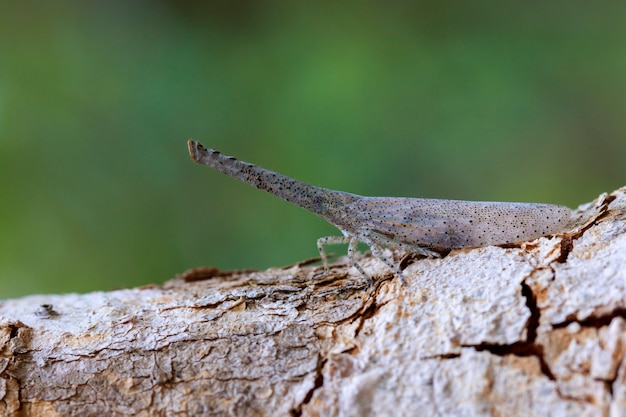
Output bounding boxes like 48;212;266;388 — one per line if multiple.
188;140;571;285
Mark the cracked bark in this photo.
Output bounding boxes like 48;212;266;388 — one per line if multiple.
1;187;626;417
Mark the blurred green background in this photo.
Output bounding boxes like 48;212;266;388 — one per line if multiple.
1;2;625;298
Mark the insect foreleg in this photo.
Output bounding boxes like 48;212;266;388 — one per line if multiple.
317;236;352;272
317;235;372;285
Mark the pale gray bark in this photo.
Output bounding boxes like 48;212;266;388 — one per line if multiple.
1;187;625;417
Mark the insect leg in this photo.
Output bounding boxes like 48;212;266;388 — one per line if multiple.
387;240;441;258
401;243;441;258
359;232;407;286
317;236;352;273
347;236;372;287
317;236;372;285
370;244;406;286
366;231;441;258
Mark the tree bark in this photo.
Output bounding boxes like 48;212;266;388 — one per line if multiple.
1;187;625;417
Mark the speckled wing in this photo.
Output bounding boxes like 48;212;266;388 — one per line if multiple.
346;197;571;250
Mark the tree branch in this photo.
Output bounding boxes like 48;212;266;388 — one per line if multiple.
1;187;625;416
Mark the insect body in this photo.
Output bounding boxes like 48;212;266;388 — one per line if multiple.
187;140;571;284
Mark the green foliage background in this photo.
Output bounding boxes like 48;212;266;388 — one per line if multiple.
1;2;625;298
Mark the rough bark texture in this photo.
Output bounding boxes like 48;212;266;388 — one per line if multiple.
1;187;625;417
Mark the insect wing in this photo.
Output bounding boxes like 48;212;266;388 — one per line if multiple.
346;197;570;250
346;197;475;249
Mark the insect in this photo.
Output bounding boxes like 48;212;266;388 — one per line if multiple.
187;140;571;285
